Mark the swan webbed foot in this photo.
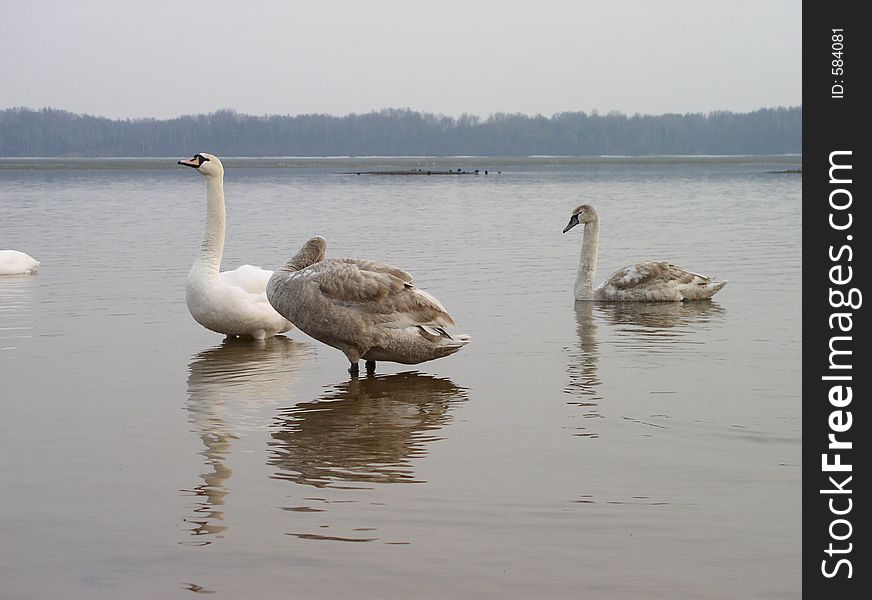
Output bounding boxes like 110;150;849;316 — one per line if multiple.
365;360;376;374
348;362;360;376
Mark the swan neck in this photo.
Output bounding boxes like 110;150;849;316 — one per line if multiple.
279;242;323;273
197;176;225;274
575;219;599;300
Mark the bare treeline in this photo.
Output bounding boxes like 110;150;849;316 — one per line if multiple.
0;106;800;157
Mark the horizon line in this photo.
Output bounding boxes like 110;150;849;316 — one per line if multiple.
1;104;802;123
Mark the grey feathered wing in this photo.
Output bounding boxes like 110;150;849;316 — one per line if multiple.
313;259;457;329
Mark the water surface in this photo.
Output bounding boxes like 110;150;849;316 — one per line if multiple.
0;155;801;599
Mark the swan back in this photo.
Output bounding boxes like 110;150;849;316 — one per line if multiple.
218;264;274;295
595;262;726;301
0;250;39;275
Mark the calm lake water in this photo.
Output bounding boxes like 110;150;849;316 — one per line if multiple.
0;156;801;599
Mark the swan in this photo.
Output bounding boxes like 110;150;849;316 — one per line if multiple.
267;236;469;374
562;204;726;302
179;152;293;340
0;250;39;275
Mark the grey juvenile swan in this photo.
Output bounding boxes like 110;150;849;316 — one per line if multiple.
267;236;469;374
562;204;727;302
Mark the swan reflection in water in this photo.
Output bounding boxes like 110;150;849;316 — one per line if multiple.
0;274;37;355
565;303;603;438
595;300;726;346
268;372;468;489
181;336;312;545
565;301;725;438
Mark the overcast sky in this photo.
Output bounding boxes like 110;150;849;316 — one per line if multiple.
0;0;801;120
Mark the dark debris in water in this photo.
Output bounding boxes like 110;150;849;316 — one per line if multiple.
182;582;216;594
344;168;496;176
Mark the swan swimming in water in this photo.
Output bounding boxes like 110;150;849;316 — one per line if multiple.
0;250;39;275
562;204;726;302
267;236;469;374
179;152;293;340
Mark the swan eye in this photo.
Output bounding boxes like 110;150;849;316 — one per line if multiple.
195;154;210;164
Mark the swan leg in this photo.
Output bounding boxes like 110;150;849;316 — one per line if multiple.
365;360;376;374
345;348;362;375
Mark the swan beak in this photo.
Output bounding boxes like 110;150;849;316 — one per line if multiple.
562;215;580;233
178;157;200;168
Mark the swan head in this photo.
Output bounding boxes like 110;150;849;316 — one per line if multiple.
562;204;598;233
178;152;224;178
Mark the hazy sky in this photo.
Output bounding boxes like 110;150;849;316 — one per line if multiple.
1;0;801;120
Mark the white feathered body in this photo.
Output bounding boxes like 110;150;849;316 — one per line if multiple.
187;263;292;340
0;250;39;275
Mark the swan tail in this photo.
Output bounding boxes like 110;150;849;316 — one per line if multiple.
684;279;727;300
417;325;470;357
435;334;470;358
418;325;469;342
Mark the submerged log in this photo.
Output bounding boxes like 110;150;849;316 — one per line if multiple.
344;168;486;176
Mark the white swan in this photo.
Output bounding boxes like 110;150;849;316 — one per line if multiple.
562;204;726;302
267;236;469;374
179;152;293;340
0;250;39;275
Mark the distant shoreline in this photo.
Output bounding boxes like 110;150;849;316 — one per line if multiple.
0;106;802;158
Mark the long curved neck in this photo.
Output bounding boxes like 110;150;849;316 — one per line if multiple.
195;175;225;275
278;240;325;273
575;218;599;300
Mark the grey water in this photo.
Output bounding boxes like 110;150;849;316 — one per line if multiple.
0;156;801;599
